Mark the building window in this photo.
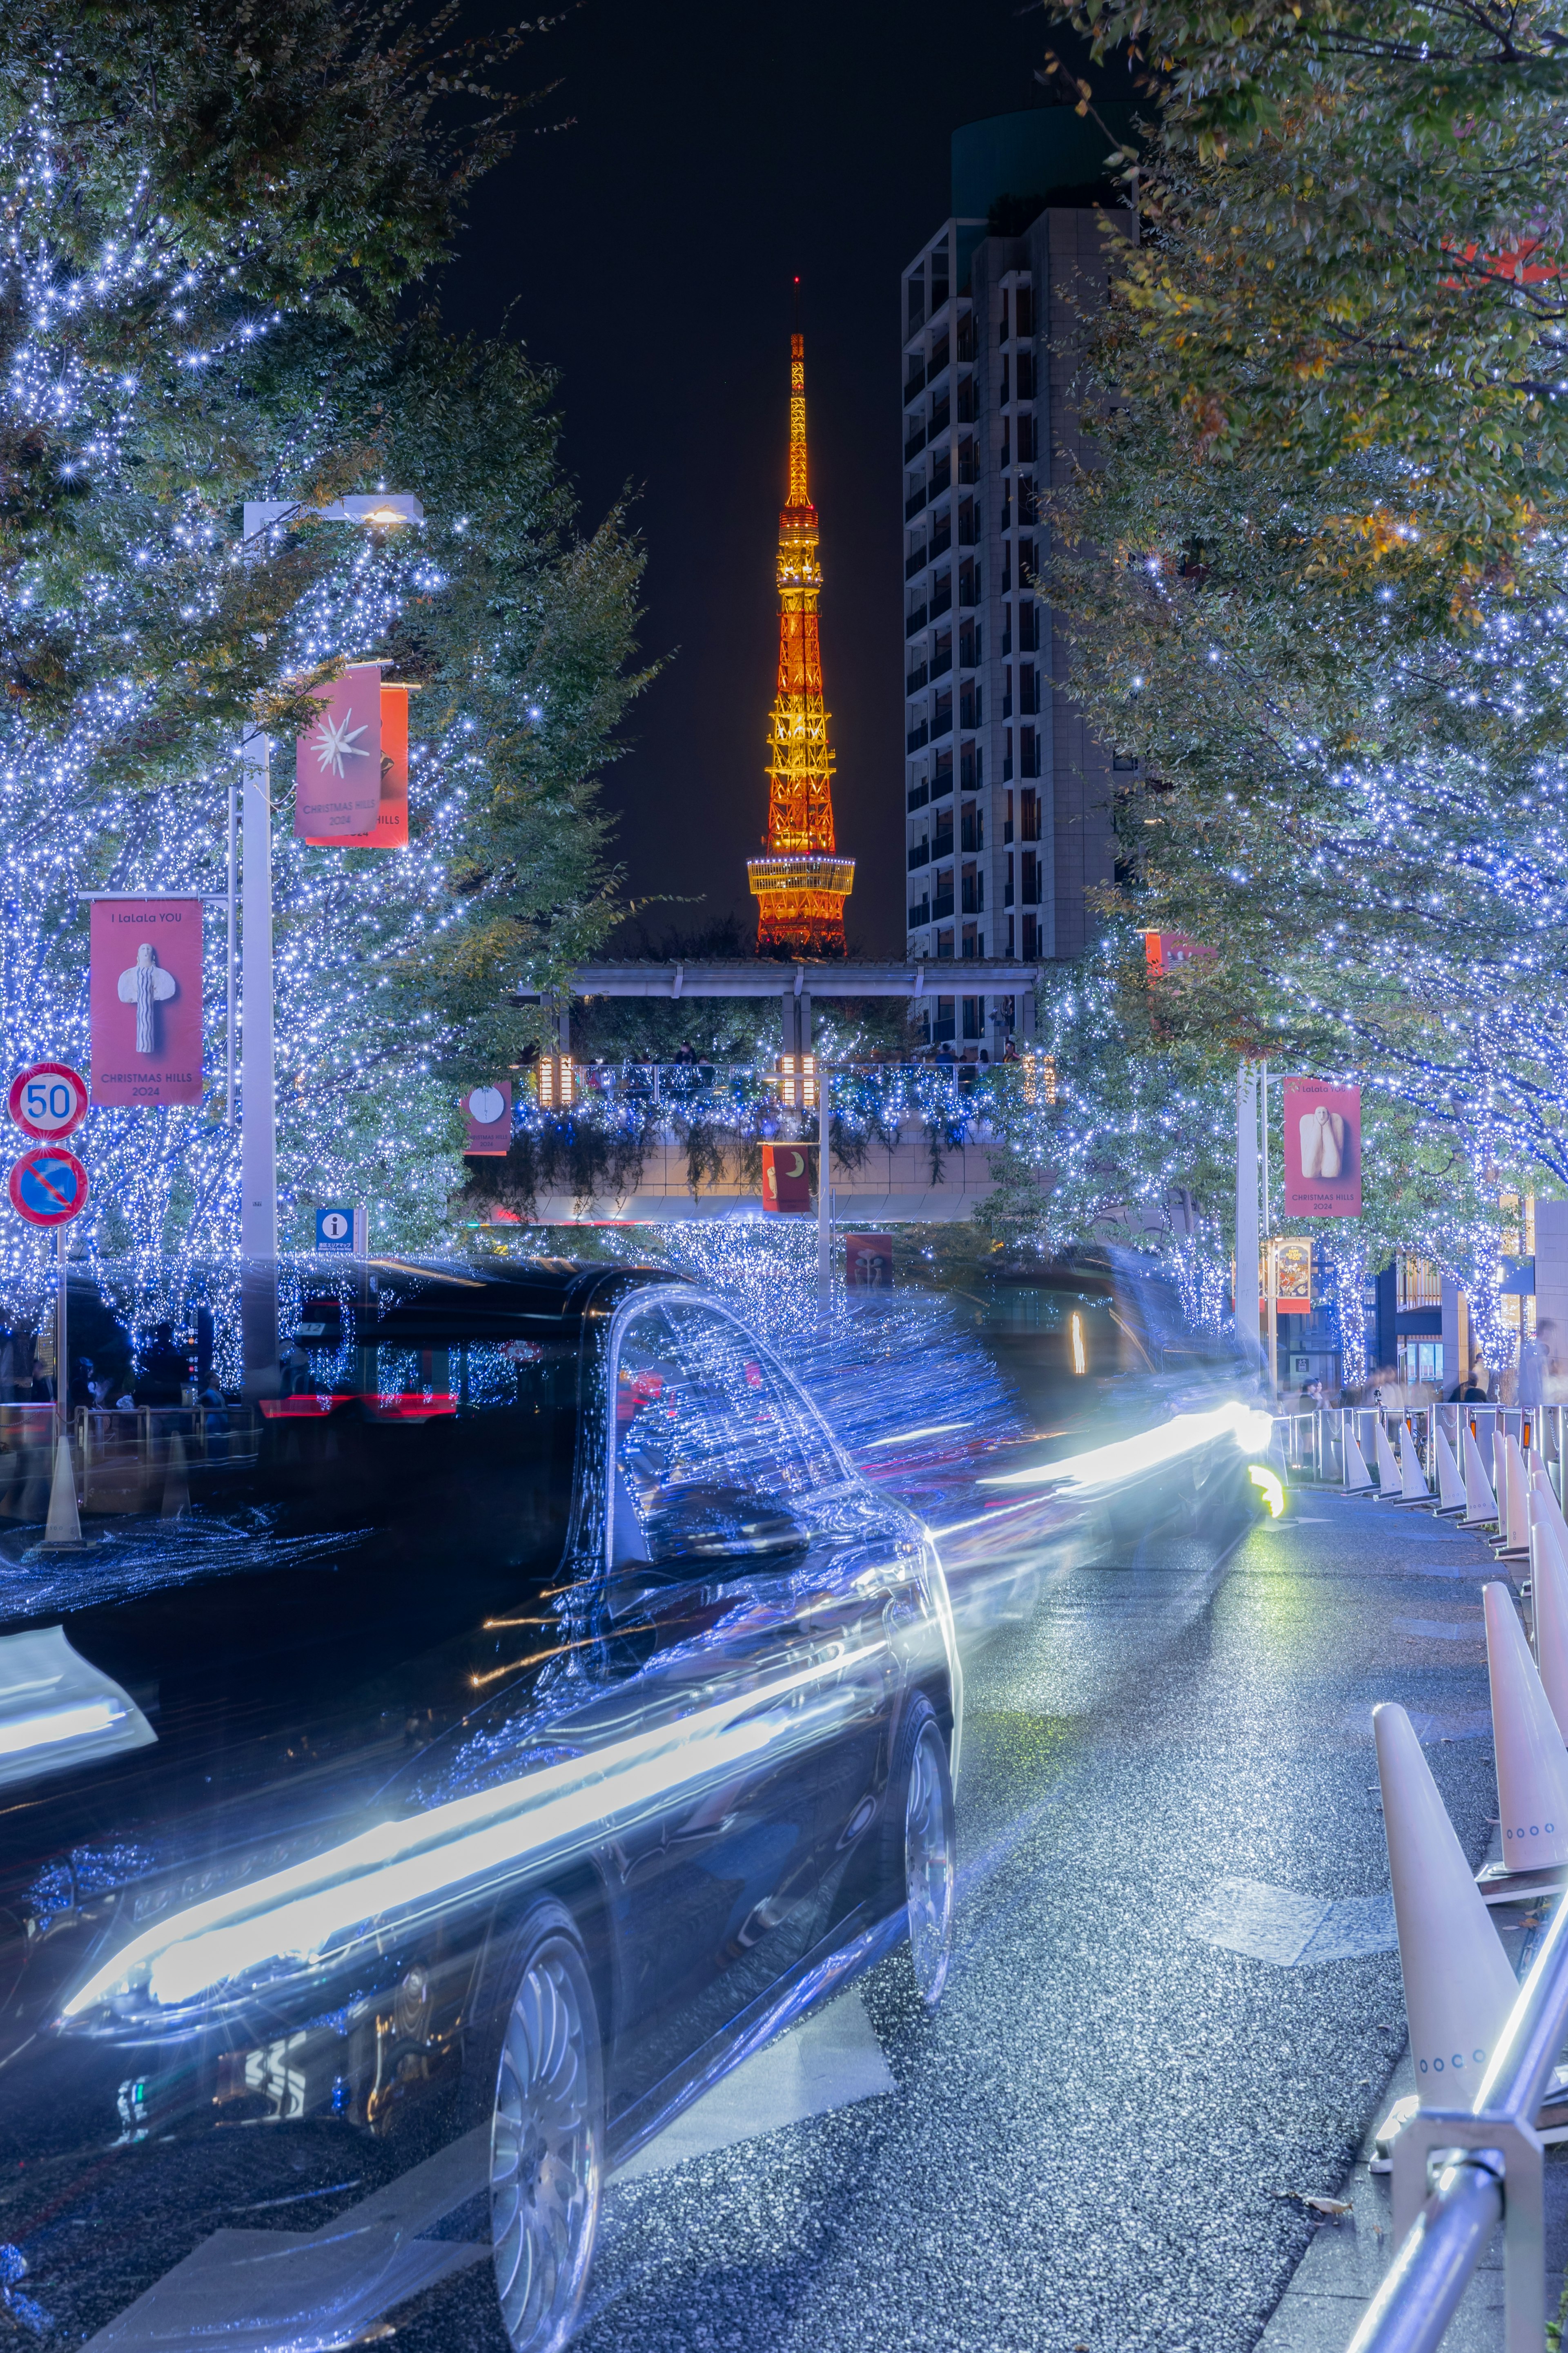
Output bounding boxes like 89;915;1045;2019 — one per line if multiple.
1397;1256;1443;1310
1022;912;1039;958
999;288;1009;344
1004;791;1014;844
931;241;949;310
999;355;1010;408
907;272;924;335
936;931;954;964
1397;1339;1443;1387
1015;286;1034;337
1016;350;1036;399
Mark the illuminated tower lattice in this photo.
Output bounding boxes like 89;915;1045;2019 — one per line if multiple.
748;332;855;957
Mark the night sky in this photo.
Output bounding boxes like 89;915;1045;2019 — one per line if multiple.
442;0;1073;957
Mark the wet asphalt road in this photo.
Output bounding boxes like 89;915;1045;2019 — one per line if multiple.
388;1490;1507;2353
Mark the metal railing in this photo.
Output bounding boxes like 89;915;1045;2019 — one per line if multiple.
1345;1886;1568;2352
1268;1403;1568;1508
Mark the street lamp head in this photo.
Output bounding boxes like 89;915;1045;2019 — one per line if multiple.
340;493;423;526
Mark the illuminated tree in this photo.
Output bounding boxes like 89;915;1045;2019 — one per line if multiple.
0;5;645;1355
1028;0;1568;1238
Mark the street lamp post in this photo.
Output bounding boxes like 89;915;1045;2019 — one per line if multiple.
817;1064;833;1307
238;494;423;1398
1236;1062;1262;1378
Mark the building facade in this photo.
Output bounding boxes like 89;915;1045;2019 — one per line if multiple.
900;108;1134;1049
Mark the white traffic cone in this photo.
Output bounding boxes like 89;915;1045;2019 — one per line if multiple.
1374;1419;1403;1500
40;1434;86;1550
1434;1421;1466;1514
1343;1421;1375;1494
1532;1514;1568;1746
1500;1434;1531;1555
1374;1702;1517;2093
1533;1466;1568;1558
1399;1421;1431;1504
1464;1421;1499;1527
1484;1581;1568;1869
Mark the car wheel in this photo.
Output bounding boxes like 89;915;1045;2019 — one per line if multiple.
890;1695;955;2009
489;1899;604;2353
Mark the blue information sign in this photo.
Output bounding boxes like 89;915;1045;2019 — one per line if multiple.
316;1205;355;1253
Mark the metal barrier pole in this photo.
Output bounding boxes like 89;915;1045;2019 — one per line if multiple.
1346;2155;1503;2353
1348;1881;1568;2353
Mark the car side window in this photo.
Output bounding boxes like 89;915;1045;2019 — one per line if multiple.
611;1300;841;1575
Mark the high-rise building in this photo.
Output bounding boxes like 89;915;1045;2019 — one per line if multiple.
900;108;1134;1049
748;331;855;957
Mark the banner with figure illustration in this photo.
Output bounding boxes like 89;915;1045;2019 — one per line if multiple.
1283;1079;1362;1217
89;896;204;1105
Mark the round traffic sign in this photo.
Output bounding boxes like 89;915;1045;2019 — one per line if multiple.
9;1062;88;1142
8;1146;89;1227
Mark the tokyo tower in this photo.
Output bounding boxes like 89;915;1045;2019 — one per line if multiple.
747;328;855;956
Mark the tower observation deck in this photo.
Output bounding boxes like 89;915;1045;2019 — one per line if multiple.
748;332;855;957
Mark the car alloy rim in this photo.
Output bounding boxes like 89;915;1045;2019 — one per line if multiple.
905;1721;953;2007
491;1939;600;2353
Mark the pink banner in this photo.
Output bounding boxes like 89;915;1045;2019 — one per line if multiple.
461;1081;512;1155
89;897;204;1106
295;662;382;839
1283;1079;1362;1217
304;682;409;849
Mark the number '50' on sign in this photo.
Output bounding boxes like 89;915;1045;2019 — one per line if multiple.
8;1063;89;1142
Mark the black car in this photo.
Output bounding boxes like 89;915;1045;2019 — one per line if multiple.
0;1258;961;2352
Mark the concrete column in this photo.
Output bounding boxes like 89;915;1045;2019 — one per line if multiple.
1535;1200;1568;1387
1442;1277;1471;1394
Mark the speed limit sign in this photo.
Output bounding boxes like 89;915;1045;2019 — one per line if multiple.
8;1062;88;1143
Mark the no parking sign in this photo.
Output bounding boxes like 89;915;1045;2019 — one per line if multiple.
9;1146;89;1227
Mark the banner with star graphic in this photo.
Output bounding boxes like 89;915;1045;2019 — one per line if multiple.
295;662;383;839
303;682;410;849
